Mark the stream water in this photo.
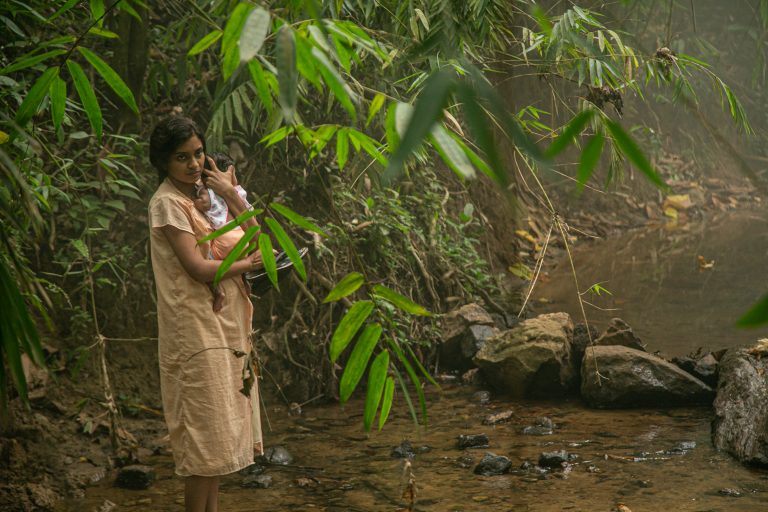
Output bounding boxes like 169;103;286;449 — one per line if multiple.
63;210;768;511
534;209;768;356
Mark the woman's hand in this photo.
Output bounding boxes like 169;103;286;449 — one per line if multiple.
202;156;236;197
247;250;264;271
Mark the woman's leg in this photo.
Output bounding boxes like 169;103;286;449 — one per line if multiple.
185;475;219;512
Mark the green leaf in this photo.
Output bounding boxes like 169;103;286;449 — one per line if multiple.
89;0;105;25
248;60;273;113
546;109;595;157
348;129;387;165
737;293;768;328
329;300;374;362
49;0;79;22
455;82;505;187
222;44;240;81
340;323;383;402
71;239;90;260
87;27;119;38
239;6;271;62
77;47;138;113
15;66;58;126
269;202;327;236
264;217;306;281
576;132;604;191
406;344;439;388
388;338;427;426
392;365;418;427
221;2;251;57
383;68;455;184
311;47;356;119
366;92;385;127
378;376;395;430
1;49;66;75
197;208;263;244
430;124;476;180
67;61;102;139
256;233;278;290
276;25;298;122
188;30;223;56
604;118;667;190
213;225;260;287
372;285;430;316
50;75;66;133
363;349;389;431
336;128;349;171
322;272;365;303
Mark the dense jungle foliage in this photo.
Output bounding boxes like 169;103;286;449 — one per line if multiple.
1;0;765;439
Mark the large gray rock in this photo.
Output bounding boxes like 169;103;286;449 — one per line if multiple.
473;313;576;398
712;347;768;467
581;346;714;408
439;304;497;370
594;318;646;351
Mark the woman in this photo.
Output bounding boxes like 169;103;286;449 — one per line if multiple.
148;116;263;512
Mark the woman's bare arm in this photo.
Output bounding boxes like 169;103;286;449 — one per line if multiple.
161;225;263;283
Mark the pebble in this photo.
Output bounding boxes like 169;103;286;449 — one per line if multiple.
473;453;512;476
241;474;272;489
114;465;155;490
457;434;490;449
538;450;571;468
718;488;742;497
473;390;491;405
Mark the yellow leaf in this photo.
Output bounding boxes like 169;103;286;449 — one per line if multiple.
663;194;692;210
0;130;9;144
508;263;533;280
663;206;678;219
515;229;536;244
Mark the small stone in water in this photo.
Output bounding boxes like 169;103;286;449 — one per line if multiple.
391;440;415;459
261;446;293;465
666;441;696;454
538;450;570;468
114;465;155;490
455;456;474;468
473;453;512;476
473;390;491;405
241;474;272;489
482;409;515;425
718;488;742;497
457;434;489;449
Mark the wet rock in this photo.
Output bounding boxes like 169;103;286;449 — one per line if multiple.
260;445;293;465
572;323;599;374
26;483;59;510
114;465;155;490
239;463;266;476
581;346;714;408
482;409;515;425
595;318;646;352
473;453;512;476
712;347;768;467
472;390;491;405
455;455;474;468
241;474;272;489
457;434;489;449
474;313;577;398
538;450;570;468
717;488;742;497
666;441;696;454
391;440;415;459
462;368;482;386
522;417;554;436
96;500;117;512
440;304;496;370
672;353;718;387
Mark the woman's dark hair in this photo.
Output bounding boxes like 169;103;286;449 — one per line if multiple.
149;116;206;184
207;151;234;171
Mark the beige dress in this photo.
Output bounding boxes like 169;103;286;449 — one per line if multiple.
149;179;263;477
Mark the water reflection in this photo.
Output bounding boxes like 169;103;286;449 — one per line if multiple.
534;210;768;355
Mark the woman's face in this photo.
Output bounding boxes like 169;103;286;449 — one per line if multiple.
166;135;205;186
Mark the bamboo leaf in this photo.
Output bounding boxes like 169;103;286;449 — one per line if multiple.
322;272;365;303
340;323;383;402
392;365;418;427
276;25;297;122
366;92;385;127
378;376;395;430
221;2;251;57
576;132;604;191
258;232;278;289
604;118;667;190
363;349;389;431
269;202;327;236
248;59;273;113
15;66;58;126
546;109;595;157
336;127;349;171
213;225;260;287
66;61;101;139
222;44;240;81
737;293;768;328
429;124;476;180
388;338;427;425
188;30;223;56
383;68;455;184
50;75;66;133
456;81;505;187
406;344;439;388
197;208;263;244
1;49;66;75
311;47;356;118
372;284;430;316
77;47;138;113
264;217;306;281
329;300;374;362
239;6;271;62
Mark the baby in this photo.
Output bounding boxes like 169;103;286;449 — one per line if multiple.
193;151;255;311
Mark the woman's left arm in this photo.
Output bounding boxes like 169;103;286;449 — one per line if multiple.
202;157;259;231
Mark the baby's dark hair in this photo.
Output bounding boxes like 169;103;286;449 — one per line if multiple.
207;151;234;171
149;116;206;184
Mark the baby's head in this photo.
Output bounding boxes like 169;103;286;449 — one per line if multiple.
193;183;211;213
207;151;234;172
